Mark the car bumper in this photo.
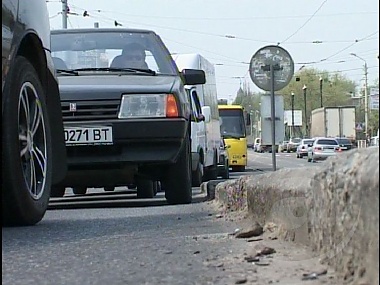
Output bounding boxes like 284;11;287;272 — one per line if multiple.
64;118;187;167
312;152;337;160
298;150;308;156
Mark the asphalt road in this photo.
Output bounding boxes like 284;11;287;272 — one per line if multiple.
2;150;334;285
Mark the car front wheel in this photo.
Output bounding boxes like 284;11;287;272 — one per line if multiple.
164;131;192;204
2;56;53;226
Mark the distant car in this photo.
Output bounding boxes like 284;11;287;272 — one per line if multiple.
2;0;67;226
307;138;341;162
287;137;302;152
335;137;353;151
279;141;289;152
369;136;379;148
217;139;230;179
296;138;315;158
253;138;261;152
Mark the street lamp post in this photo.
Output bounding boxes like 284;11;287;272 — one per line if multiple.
291;92;295;138
303;85;308;137
319;77;323;108
350;53;369;137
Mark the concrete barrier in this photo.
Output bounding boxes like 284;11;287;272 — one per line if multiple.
213;148;379;285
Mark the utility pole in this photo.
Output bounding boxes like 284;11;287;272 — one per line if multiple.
364;62;369;136
291;92;295;138
303;85;308;137
350;53;369;137
319;77;323;108
61;0;68;29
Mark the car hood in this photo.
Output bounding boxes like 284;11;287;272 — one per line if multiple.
57;75;179;100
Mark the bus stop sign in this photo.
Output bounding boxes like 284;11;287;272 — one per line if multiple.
249;45;294;91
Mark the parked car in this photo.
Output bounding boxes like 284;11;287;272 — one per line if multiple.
2;0;67;226
307;138;341;162
278;141;289;152
287;137;302;152
50;28;205;204
296;138;315;158
335;137;353;151
217;139;230;179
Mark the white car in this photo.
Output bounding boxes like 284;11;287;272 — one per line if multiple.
296;139;315;158
307;138;341;162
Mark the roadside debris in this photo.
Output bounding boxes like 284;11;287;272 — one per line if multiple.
235;221;263;238
301;269;328;281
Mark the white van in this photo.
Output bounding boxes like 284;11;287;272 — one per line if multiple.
173;53;221;186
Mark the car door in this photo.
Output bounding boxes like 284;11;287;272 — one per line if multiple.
189;88;206;157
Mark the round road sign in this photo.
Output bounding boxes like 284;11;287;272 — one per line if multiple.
249;45;294;91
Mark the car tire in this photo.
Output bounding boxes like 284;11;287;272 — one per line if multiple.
136;176;155;198
2;56;53;226
73;187;87;195
221;162;230;179
51;185;66;197
192;160;203;187
153;181;161;196
231;166;245;172
203;152;218;181
164;131;192;204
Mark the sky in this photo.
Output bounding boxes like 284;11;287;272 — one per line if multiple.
46;0;379;102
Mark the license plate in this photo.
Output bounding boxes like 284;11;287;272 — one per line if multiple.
64;126;113;145
232;155;241;159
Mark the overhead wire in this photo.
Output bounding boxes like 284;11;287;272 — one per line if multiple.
279;0;328;45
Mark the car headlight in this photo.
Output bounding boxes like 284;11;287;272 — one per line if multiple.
118;94;178;118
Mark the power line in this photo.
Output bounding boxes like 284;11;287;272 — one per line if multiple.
70;8;378;21
279;0;328;45
296;31;379;65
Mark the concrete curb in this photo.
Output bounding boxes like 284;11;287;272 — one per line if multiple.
212;148;379;285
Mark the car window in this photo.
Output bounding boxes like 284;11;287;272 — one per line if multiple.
303;140;314;145
336;138;351;144
291;138;301;143
316;139;338;145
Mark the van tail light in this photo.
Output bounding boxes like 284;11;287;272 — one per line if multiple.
166;94;179;117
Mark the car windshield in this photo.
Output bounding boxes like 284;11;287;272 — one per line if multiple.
316;139;338;145
51;30;178;75
291;138;301;143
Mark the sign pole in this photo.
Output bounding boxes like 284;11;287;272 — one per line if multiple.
249;45;294;172
270;64;277;171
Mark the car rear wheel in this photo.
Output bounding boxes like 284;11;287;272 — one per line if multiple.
73;187;87;195
164;131;192;204
221;161;230;179
2;56;53;226
192;160;203;187
136;176;154;198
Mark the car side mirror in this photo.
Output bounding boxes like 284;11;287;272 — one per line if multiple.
181;69;206;85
